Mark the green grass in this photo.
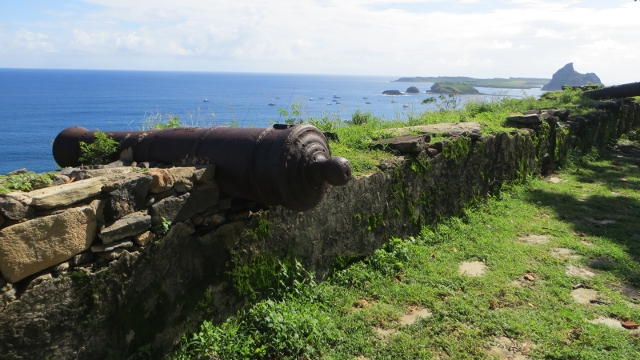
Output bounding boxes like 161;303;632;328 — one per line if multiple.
310;87;597;176
169;145;640;359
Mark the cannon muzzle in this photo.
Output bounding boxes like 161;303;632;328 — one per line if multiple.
52;124;352;211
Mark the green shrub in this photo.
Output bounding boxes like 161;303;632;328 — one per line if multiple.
78;130;119;165
351;110;373;125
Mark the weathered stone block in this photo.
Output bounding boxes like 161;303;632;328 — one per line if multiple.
29;177;107;209
193;165;216;183
149;188;219;226
167;167;196;192
150;193;190;226
149;169;175;194
0;193;33;220
0;206;97;283
370;135;429;154
99;212;151;244
104;175;152;221
134;231;155;247
382;122;483;139
506;114;542;126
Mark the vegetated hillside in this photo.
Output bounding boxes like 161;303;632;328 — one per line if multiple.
395;76;549;89
430;82;479;94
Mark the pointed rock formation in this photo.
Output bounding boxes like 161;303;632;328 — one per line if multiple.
541;63;603;91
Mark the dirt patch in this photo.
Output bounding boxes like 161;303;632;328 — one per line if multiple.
399;307;432;326
571;288;598;304
517;234;550;245
566;265;595;279
550;248;581;259
459;261;487;276
589;317;640;335
486;336;532;359
547;177;564;184
353;298;374;308
374;327;396;338
580;241;593;246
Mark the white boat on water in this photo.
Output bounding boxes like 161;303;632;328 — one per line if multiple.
203;98;209;102
333;95;341;98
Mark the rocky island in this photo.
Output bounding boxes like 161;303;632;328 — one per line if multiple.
430;82;480;94
541;62;603;91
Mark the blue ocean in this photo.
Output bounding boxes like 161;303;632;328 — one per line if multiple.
0;69;543;174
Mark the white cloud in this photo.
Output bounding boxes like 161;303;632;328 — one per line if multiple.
0;0;638;84
13;29;56;52
534;27;576;40
491;40;513;49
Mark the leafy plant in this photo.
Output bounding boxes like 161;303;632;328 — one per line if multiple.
154;216;172;236
172;299;337;360
78;130;119;165
0;171;57;194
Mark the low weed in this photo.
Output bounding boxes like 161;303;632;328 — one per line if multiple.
0;171;57;194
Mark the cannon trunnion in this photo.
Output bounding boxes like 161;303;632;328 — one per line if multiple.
53;124;352;211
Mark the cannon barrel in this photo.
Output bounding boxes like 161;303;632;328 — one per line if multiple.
52;124;352;211
583;81;640;100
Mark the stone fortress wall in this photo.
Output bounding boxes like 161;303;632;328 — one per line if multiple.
0;98;639;359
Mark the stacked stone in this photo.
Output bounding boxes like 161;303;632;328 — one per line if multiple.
0;165;220;287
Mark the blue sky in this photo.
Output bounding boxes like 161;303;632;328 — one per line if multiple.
0;0;638;84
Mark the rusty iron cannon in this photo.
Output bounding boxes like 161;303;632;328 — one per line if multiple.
583;81;640;100
52;124;352;211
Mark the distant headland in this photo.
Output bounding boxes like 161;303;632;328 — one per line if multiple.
430;82;480;94
393;76;550;89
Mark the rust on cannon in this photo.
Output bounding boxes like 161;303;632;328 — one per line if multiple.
52;124;352;211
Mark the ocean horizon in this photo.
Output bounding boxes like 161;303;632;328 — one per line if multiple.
0;68;543;174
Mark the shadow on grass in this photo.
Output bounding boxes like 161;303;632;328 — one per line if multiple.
523;153;640;284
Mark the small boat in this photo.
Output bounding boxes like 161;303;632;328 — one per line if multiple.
335;101;341;104
309;98;313;101
268;102;275;106
203;98;209;102
332;99;337;102
319;97;324;100
363;97;368;99
365;102;371;104
403;104;409;108
391;99;397;103
327;103;332;105
333;95;341;98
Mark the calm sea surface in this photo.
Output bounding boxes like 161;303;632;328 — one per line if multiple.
0;69;543;174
